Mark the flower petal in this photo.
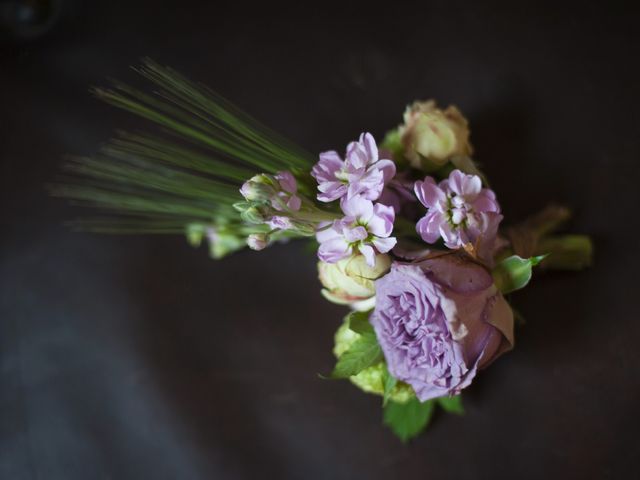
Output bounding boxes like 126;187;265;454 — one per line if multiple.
358;244;376;267
318;237;352;263
414;177;447;209
374;159;396;183
360;132;379;162
287;194;302;211
368;203;395;237
372;236;397;254
275;171;297;193
343;225;368;243
341;196;374;221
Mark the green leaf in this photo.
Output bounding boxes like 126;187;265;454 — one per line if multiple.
347;310;373;335
383;398;435;442
536;235;593;271
380;128;406;166
331;332;382;379
437;395;464;415
51;59;317;238
382;365;397;407
492;254;547;294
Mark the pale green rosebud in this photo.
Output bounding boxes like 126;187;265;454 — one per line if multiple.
333;320;415;404
400;100;472;170
318;253;391;312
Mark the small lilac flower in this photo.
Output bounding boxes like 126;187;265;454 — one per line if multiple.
414;169;502;261
316;196;397;267
311;133;396;203
267;215;293;231
272;171;302;211
240;171;301;212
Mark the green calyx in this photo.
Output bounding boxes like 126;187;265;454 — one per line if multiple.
492;254;547;294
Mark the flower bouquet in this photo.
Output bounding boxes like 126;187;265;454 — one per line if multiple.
52;60;592;441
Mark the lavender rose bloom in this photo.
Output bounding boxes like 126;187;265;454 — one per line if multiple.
370;255;514;401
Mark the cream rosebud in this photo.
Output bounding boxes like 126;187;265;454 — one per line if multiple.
318;253;391;311
400;100;472;170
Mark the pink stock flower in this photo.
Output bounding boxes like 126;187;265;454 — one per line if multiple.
316;196;397;267
311;133;396;203
271;171;302;212
414;170;502;261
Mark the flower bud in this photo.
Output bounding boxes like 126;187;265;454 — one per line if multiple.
318;253;391;311
240;205;267;224
240;174;275;202
247;233;269;250
205;228;245;259
185;223;206;247
400;100;472;170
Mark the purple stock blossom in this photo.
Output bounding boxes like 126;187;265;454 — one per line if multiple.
370;256;514;402
239;171;302;232
267;215;293;231
311;133;396;203
316;196;397;267
414;169;502;261
271;171;302;212
240;171;301;212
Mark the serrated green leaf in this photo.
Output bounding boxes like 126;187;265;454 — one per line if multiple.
437;395;464;415
492;254;547;294
382;365;398;407
347;310;373;335
331;332;382;378
383;398;435;442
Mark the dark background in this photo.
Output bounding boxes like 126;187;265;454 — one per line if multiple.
1;1;639;478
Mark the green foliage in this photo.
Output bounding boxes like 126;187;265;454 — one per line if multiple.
380;128;406;166
331;331;383;379
382;365;398;407
50;59;314;238
437;395;464;415
383;394;465;441
536;235;593;270
383;398;436;442
492;254;546;294
346;310;373;335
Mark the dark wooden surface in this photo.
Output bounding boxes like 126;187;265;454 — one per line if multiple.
1;2;639;478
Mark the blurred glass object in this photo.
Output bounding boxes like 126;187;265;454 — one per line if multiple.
0;0;62;41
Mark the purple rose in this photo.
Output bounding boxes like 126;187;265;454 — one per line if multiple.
370;255;514;401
